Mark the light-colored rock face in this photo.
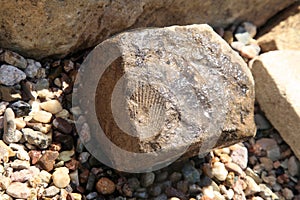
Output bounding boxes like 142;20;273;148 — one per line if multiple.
250;50;300;160
74;24;256;172
257;2;300;52
0;0;295;60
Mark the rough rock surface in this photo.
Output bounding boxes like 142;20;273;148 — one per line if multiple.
257;2;300;52
250;50;300;160
75;24;256;172
0;0;295;60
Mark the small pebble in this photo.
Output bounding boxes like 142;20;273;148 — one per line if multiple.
44;185;60;197
96;177;116;195
244;176;261;196
240;44;260;59
40;100;63;114
0;140;16;162
181;163;200;183
39;170;52;184
0;64;26;86
141;172;155;187
37;150;59;171
58;150;75;162
259;157;274;171
52;167;70;188
10;100;31;117
1;50;27;69
25;59;42;78
211;162;228;181
6;182;31;199
225;162;245;177
230;144;248;169
10;159;30;169
288;156;300;176
22;128;52;149
282;188;294;200
79;151;90;163
32;110;53;123
235;32;252;45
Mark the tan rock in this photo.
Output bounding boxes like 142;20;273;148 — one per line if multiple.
0;0;294;59
250;50;300;160
0;140;15;163
32;110;52;123
40;100;63;114
52;167;70;188
257;2;300;52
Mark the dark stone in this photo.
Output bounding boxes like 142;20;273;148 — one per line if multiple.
10;101;31;117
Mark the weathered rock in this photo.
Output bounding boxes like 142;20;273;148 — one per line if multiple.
22;128;52;149
0;65;26;86
250;50;300;160
75;24;256;172
0;0;294;59
257;2;300;52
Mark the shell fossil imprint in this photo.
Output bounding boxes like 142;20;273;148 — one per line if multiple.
73;25;255;173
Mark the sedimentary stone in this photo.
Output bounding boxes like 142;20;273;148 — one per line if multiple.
257;2;300;52
0;0;294;59
75;24;256;172
250;50;300;160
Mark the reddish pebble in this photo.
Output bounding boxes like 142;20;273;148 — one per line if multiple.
28;150;42;165
96;177;116;195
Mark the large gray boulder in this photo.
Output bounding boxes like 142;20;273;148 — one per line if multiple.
0;0;295;60
74;24;256;172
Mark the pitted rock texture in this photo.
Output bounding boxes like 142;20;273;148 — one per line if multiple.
250;50;300;160
0;0;295;60
75;24;256;171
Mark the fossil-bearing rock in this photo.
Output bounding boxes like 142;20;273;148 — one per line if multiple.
74;24;256;172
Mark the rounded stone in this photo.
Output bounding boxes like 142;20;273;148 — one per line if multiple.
96;177;116;195
52;167;70;188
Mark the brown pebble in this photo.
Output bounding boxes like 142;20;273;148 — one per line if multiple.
79;169;89;184
53;117;72;134
37;150;59;171
96;177;116;195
